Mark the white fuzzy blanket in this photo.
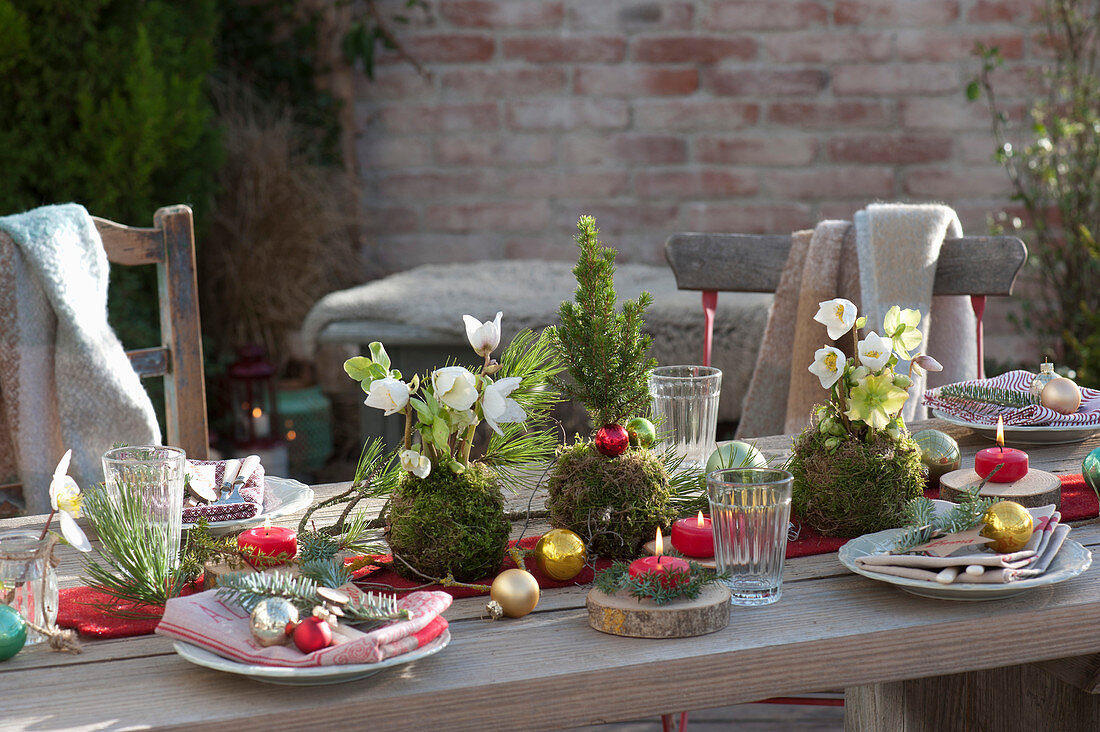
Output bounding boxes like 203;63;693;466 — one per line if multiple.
0;204;160;512
302;261;771;422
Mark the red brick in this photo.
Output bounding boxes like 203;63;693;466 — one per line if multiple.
984;64;1047;97
442;68;566;98
635;170;758;198
426;201;552;232
571;203;681;231
967;0;1037;22
765;167;896;198
500;171;630;198
438;1;564;29
763;32;892;63
358;137;432;168
568;3;694;31
434;135;556;166
707;68;828;96
956;133;1009;164
360;70;436;100
374;103;499;133
903;167;1013;197
896;32;1024;62
574;67;699;96
826;135;954;164
835;0;960;26
507;99;629;129
833;64;959;95
377;171;501;199
684;202;816;234
374;234;507;271
634;100;760;130
563;134;688;165
379;34;495;64
504;236;578;260
768;101;892;128
362;206;420;235
695;135;818;166
632;36;757;64
502;36;627;63
899;98;1025;130
705;1;828;30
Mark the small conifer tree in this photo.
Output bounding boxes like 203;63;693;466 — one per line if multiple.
549;215;657;428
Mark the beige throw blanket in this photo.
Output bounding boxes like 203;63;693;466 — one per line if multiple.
0;204;160;512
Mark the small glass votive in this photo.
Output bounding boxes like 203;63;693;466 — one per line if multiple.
0;530;59;645
648;365;722;473
707;468;793;606
101;446;186;569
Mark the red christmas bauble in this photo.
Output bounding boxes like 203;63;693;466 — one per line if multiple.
595;424;630;457
292;616;333;653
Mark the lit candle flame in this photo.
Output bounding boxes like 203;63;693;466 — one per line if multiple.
262;517;271;533
996;416;1005;451
697;511;705;527
655;527;664;557
252;407;263;418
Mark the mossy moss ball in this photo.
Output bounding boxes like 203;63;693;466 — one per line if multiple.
385;462;509;582
546;441;675;560
788;426;924;537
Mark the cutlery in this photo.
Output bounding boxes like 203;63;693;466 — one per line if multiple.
227;455;261;503
219;459;241;502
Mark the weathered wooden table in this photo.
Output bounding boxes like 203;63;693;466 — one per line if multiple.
3;420;1100;731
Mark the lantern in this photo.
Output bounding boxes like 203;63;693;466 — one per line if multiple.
229;345;280;449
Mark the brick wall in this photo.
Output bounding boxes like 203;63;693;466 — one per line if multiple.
357;0;1044;281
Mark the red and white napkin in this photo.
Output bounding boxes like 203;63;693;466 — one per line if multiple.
156;588;451;667
182;458;265;523
923;369;1100;426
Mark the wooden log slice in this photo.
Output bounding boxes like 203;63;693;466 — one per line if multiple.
939;468;1061;509
586;584;731;638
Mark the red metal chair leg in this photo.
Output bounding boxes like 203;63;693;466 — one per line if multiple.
702;290;717;367
971;294;986;379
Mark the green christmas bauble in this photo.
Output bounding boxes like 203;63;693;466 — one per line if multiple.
912;429;961;484
0;604;27;661
625;417;657;448
705;441;767;475
1084;447;1100;499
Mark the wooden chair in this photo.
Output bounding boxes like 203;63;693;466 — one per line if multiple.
665;233;1028;380
94;205;209;460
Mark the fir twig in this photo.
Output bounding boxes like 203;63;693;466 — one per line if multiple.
937;383;1038;408
892;483;995;553
593;561;729;605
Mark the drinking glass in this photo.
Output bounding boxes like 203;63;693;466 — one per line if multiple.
707;468;793;606
648;365;722;472
0;530;58;645
102;446;186;569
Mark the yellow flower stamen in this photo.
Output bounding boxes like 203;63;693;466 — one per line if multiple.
834;304;845;321
824;352;837;372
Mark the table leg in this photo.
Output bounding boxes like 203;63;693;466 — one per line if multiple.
845;663;1100;731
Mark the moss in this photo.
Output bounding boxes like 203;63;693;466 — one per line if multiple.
384;462;509;582
789;425;925;537
546;442;675;560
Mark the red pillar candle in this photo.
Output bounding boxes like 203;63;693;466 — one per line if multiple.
237;521;298;566
628;528;691;587
974;417;1029;483
671;511;714;558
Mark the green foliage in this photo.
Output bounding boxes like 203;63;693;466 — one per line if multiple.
217;570;410;626
936;383;1038;408
893;487;995;552
788;422;925;537
550;215;658;427
593;561;728;605
971;1;1100;382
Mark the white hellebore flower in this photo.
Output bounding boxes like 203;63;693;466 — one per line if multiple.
400;449;431;479
364;377;410;416
813;298;858;341
432;366;479;411
49;449;91;553
809;346;846;390
463;311;503;357
481;377;527;435
857;331;892;372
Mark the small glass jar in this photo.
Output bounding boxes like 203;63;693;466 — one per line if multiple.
1030;361;1057;400
0;529;59;645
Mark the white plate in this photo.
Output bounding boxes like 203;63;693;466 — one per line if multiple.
172;629;450;686
932;409;1100;445
839;528;1093;601
182;476;314;534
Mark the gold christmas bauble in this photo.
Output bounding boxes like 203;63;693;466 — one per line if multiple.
534;529;587;581
1040;376;1081;414
250;597;299;647
980;501;1034;553
490;568;540;618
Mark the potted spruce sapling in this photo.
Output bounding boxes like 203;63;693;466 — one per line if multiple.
345;317;562;582
545;215;677;559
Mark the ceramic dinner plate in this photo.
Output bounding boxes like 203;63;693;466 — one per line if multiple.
931;409;1100;445
839;528;1092;601
181;476;314;534
172;629;451;686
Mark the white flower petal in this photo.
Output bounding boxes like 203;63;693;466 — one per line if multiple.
59;510;91;553
400;449;432;479
809;346;846;390
432;366;478;411
364;378;410;416
857;331;892;372
813;298;857;341
463;311;503;357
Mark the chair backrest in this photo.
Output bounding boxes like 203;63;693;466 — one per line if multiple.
664;233;1028;378
94;205;209;459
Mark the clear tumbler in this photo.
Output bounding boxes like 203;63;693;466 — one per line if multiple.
648;365;722;473
102;445;186;569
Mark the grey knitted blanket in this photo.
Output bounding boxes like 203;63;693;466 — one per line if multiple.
0;204;160;512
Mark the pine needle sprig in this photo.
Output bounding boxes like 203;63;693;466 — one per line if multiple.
298;437;396;535
299;558;353;589
216;571;410;626
892;485;994;553
937;383;1037;408
593;561;729;605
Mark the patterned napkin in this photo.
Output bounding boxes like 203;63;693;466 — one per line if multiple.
922;369;1100;426
156;588;451;667
182;459;265;523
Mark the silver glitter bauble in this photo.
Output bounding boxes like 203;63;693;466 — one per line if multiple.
250;597;299;647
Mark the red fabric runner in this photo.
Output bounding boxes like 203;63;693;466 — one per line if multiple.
57;474;1098;638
